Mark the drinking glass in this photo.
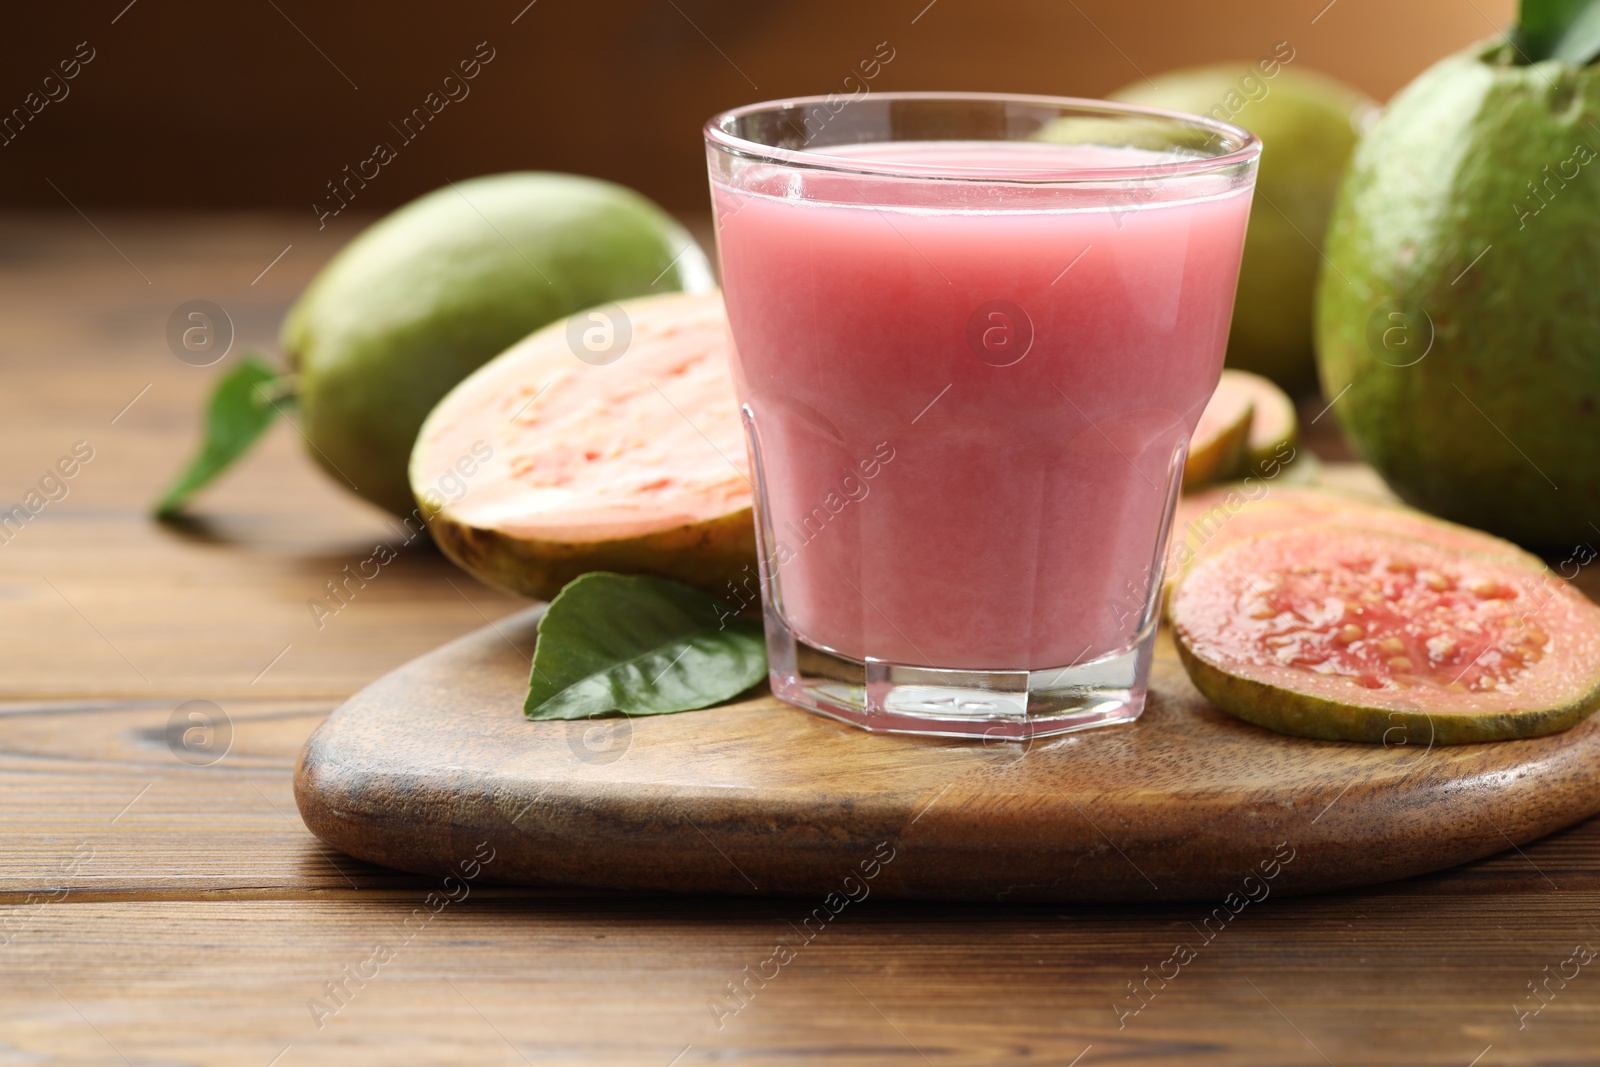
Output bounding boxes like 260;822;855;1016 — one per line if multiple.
704;92;1260;740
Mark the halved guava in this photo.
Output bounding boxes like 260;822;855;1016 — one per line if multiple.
1171;525;1600;744
410;290;756;601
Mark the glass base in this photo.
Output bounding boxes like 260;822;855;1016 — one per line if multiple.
764;610;1156;741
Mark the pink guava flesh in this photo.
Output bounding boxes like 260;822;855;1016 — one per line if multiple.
1171;525;1600;742
410;290;757;600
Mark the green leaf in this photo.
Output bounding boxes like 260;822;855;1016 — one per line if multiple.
154;355;286;517
524;572;767;720
1518;0;1600;64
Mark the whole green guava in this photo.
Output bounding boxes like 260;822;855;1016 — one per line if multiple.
283;172;713;516
1316;40;1600;549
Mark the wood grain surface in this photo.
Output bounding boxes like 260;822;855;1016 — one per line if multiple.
5;214;1600;1064
296;608;1600;903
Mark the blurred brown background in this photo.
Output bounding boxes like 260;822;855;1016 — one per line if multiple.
1;0;1513;216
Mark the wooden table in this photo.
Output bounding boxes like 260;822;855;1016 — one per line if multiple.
4;213;1598;1066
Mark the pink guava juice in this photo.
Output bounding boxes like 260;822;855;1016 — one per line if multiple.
712;140;1254;673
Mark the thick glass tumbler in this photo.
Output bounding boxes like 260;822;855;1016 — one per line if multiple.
705;93;1260;740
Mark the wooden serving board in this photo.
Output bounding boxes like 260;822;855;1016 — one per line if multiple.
294;605;1600;902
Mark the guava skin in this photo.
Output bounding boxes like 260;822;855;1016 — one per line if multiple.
1176;637;1600;745
1116;66;1370;395
282;173;713;517
1317;43;1600;550
429;509;757;603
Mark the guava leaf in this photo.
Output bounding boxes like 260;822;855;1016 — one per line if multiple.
1518;0;1600;64
524;572;767;720
154;355;286;517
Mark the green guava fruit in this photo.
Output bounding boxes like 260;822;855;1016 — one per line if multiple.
1316;39;1600;549
1171;523;1600;744
1114;66;1372;394
284;172;713;517
411;290;756;601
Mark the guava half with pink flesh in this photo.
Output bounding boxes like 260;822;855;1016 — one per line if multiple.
1171;525;1600;744
410;290;756;601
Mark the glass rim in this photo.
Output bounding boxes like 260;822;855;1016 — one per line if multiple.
704;91;1262;184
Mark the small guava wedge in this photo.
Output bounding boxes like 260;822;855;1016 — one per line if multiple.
410;290;756;601
1182;369;1298;489
1182;380;1253;490
1171;524;1600;744
1227;370;1298;476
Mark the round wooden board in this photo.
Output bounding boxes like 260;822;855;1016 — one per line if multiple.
294;605;1600;902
